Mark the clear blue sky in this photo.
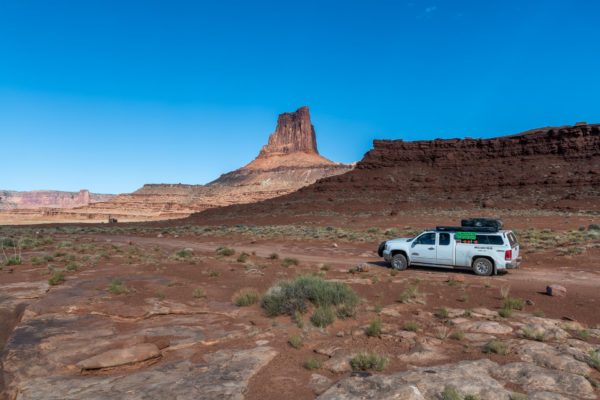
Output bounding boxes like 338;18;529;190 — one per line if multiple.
1;0;599;194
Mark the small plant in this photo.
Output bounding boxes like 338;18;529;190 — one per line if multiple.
503;297;524;311
193;288;206;298
533;309;545;317
216;246;235;257
108;278;128;295
498;307;512;318
577;329;591;341
482;340;507;355
48;270;65;286
521;327;546;341
65;261;79;271
310;307;335;328
458;293;469;303
435;307;449;319
233;288;260;306
350;352;387;371
281;257;299;267
435;325;451;339
319;263;330;271
268;253;279;260
447;278;459;287
398;285;420;303
208;271;220;278
175;248;193;258
450;330;465;341
5;256;22;266
304;357;322;370
463;309;472;317
587;350;600;371
500;286;511;299
510;393;529;400
293;310;304;328
403;321;419;332
441;386;462;400
373;304;382;314
288;334;303;349
237;252;250;263
365;319;382;337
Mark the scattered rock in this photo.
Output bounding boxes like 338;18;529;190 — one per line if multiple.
512;339;592;376
76;343;161;370
546;285;567;297
471;308;498;319
314;345;341;357
309;373;333;395
318;380;424;400
323;352;353;373
456;321;513;335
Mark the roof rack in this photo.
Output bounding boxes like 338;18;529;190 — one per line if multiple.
435;226;499;233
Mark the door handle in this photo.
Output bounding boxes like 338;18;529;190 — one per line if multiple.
428;247;435;250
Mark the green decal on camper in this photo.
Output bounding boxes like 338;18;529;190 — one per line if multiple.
455;232;477;240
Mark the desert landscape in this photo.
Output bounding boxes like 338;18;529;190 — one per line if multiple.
1;113;600;399
2;2;600;399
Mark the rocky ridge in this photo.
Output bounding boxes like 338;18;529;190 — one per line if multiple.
192;123;600;224
0;190;112;211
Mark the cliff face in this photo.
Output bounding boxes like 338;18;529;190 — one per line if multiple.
0;189;112;211
258;106;318;157
191;123;600;223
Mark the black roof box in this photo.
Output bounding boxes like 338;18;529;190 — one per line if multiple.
461;218;503;230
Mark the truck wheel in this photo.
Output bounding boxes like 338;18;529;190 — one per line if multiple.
472;257;493;276
391;254;408;271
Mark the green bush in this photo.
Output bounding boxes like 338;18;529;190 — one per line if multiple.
435;308;449;319
288;334;303;349
175;248;193;258
503;297;524;310
109;278;128;295
261;275;359;319
281;257;299;267
216;246;235;256
498;307;512;318
193;288;206;298
5;256;22;266
365;319;382;337
48;271;65;286
450;330;465;341
587;350;600;371
237;252;250;263
441;386;462;400
66;261;79;271
233;288;260;306
403;321;419;332
482;340;507;355
398;285;420;303
310;306;335;327
304;357;322;370
350;352;387;371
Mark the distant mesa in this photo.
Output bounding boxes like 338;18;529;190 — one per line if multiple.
0;189;113;211
0;106;353;224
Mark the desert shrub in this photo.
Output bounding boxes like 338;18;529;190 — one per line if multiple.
233;288;260;307
288;334;303;349
175;248;193;258
533;309;545;317
216;246;235;256
521;327;545;341
441;386;462;400
350;352;387;371
403;321;419;332
261;275;359;320
398;285;420;303
108;278;128;294
310;306;335;327
588;224;600;231
500;286;511;299
374;304;382;314
304;357;322;370
66;261;79;271
365;319;382;337
450;330;465;341
435;307;449;319
482;340;507;355
208;271;220;278
498;307;513;318
319;263;330;271
268;253;279;260
237;252;250;263
193;288;206;298
587;350;600;371
281;257;299;267
503;297;524;310
48;271;65;286
1;237;15;247
5;256;22;266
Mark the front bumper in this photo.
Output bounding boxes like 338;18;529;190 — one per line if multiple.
505;257;522;269
383;249;392;262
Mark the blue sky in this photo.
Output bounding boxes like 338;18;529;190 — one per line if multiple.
1;0;599;194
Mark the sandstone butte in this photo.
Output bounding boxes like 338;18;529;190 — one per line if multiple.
0;106;353;224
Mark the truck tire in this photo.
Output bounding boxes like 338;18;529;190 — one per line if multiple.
472;257;493;276
391;254;408;271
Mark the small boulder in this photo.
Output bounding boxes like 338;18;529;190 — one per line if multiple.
546;285;567;297
309;374;333;395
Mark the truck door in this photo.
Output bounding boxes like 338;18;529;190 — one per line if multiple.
436;232;453;266
410;232;437;264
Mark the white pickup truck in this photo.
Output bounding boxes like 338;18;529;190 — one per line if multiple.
378;225;521;276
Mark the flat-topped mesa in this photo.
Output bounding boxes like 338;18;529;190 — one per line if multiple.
245;106;336;170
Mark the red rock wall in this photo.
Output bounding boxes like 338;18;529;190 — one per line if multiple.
258;106;318;157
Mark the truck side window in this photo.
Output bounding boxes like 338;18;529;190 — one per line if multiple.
416;233;436;245
439;233;450;246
